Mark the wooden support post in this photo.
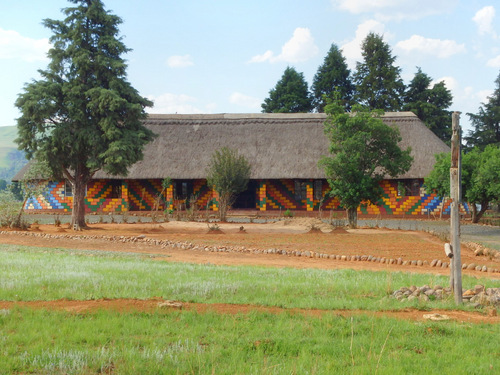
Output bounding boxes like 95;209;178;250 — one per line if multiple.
450;112;462;304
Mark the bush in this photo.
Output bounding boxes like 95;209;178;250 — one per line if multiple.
206;147;251;222
284;209;294;218
0;191;26;228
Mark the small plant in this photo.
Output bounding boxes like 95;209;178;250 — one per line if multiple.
54;215;61;227
205;199;213;222
175;204;183;221
186;193;200;221
207;222;220;231
151;213;158;223
152;178;171;219
0;191;25;228
110;214;115;224
283;209;294;218
164;208;174;222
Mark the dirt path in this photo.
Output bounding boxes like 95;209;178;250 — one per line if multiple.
1;220;499;276
1;298;498;324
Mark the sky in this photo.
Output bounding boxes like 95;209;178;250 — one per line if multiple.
1;0;499;136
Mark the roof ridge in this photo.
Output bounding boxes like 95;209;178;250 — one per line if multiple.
146;112;418;121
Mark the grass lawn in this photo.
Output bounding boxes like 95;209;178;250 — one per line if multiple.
1;244;499;374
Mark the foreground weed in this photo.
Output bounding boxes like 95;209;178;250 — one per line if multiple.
0;308;499;374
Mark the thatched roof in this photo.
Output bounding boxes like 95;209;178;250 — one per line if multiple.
15;112;450;181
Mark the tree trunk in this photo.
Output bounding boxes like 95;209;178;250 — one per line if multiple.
471;201;489;223
14;196;29;229
15;180;47;228
71;178;88;230
347;207;357;229
218;194;230;222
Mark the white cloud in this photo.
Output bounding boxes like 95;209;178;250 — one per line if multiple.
248;50;274;63
249;27;318;63
333;0;404;14
229;92;261;109
340;20;386;66
476;89;493;104
487;55;500;67
0;28;50;62
396;35;466;59
473;6;497;38
432;76;459;93
166;54;194;68
146;93;204;114
331;0;457;21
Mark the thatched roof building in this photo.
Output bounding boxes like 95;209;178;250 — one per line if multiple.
90;112;448;180
15;112;457;215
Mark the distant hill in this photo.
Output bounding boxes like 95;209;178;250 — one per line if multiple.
0;126;27;180
0;126;18;168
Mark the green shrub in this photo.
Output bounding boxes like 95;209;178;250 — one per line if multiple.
0;190;25;228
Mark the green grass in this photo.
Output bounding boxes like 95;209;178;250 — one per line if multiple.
1;244;500;374
1;307;499;374
1;244;499;310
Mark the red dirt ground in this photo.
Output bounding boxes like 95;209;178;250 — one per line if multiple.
1;219;499;323
1;298;498;324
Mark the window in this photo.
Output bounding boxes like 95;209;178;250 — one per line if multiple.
110;180;122;199
294;180;306;201
64;181;73;197
314;180;323;200
175;180;192;200
409;180;420;196
295;180;323;201
397;179;420;197
295;180;320;201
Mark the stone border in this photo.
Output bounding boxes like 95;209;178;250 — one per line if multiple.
1;230;500;274
392;284;500;308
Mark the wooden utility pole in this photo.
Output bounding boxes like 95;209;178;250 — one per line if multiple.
450;111;462;304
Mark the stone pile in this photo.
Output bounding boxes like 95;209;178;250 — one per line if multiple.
465;241;500;260
392;284;500;307
1;230;499;274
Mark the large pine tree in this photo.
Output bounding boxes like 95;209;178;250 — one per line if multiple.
353;33;405;111
403;67;453;143
261;66;313;113
466;70;500;150
15;0;155;229
311;44;354;112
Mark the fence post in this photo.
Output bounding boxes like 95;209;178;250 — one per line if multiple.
450;111;462;304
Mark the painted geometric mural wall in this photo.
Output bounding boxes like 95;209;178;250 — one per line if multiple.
256;179;468;215
24;178;468;215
